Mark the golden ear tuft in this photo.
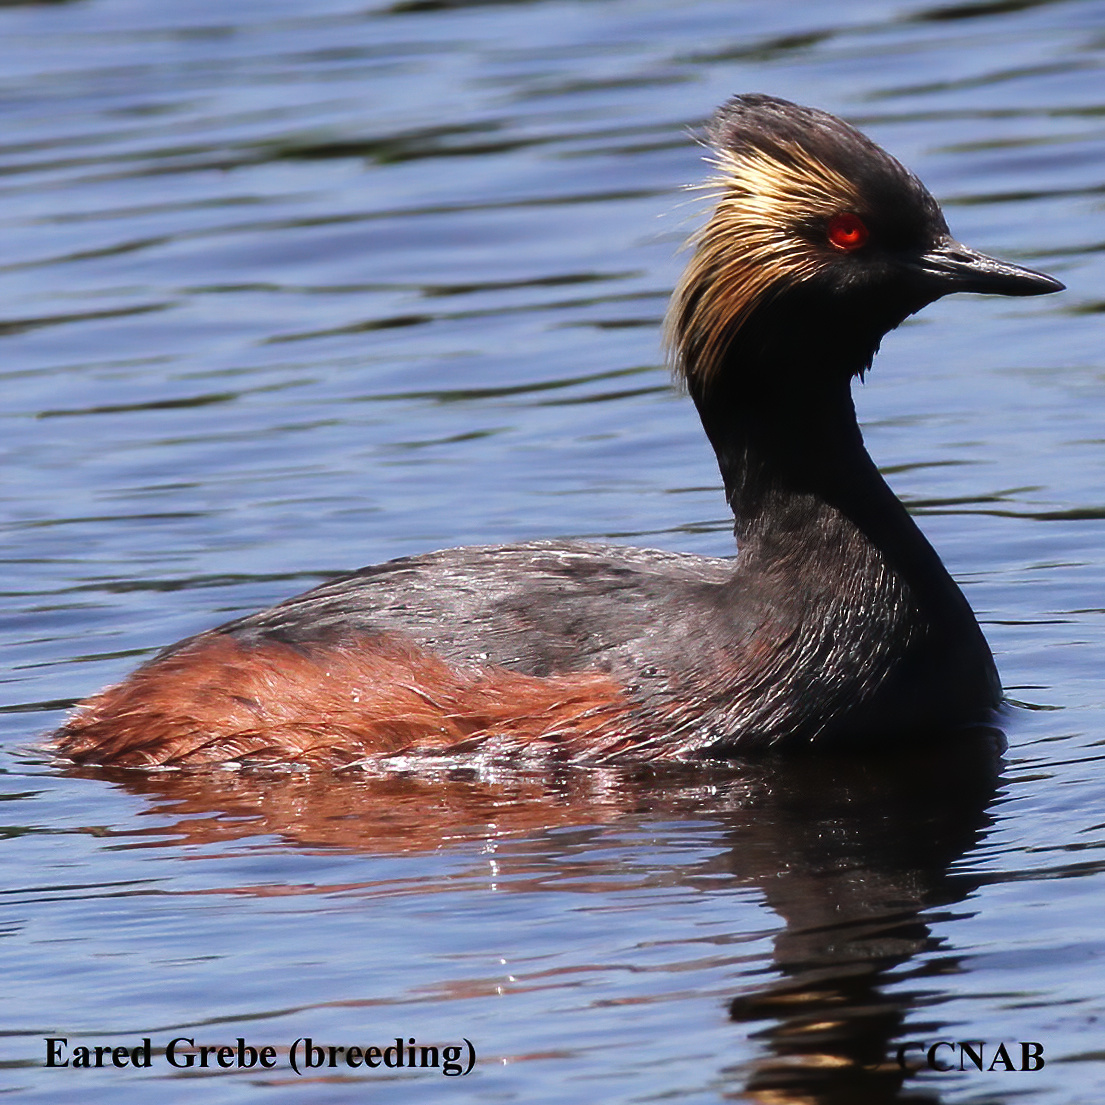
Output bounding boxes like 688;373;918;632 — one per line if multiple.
666;143;862;389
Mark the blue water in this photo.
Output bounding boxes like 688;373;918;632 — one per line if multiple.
2;0;1104;1101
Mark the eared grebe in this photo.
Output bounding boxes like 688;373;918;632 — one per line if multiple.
54;95;1063;768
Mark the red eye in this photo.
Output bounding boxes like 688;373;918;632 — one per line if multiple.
827;212;869;252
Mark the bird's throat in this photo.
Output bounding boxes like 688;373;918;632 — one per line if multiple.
690;361;1001;734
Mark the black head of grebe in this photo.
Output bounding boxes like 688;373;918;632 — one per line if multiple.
53;95;1063;769
670;93;1059;395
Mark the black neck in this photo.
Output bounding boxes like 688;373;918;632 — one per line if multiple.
687;359;1000;740
690;363;984;635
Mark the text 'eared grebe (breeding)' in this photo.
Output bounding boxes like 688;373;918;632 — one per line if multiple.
54;94;1064;769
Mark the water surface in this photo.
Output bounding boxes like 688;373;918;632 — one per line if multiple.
2;0;1104;1101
